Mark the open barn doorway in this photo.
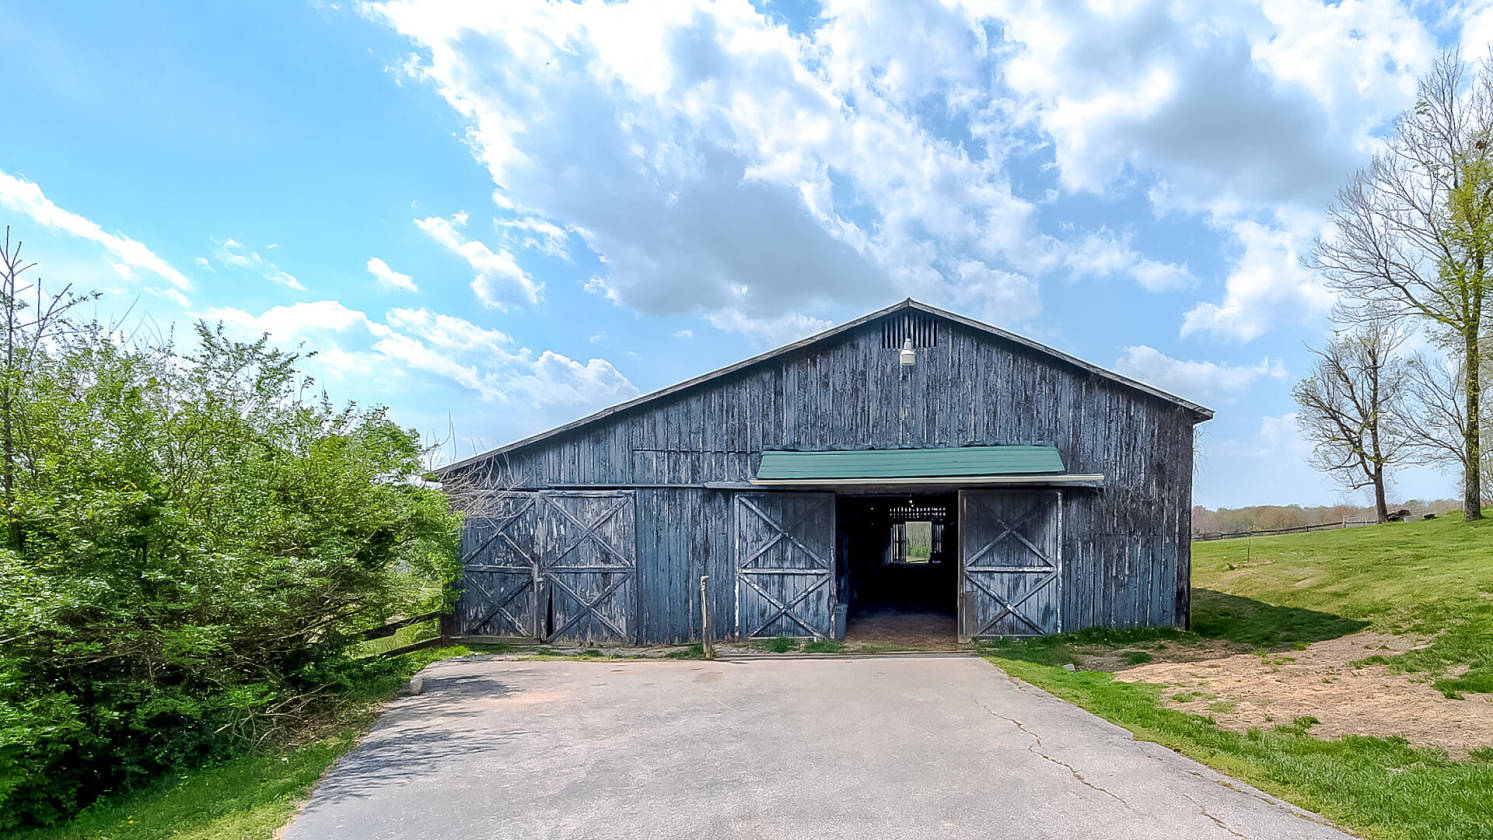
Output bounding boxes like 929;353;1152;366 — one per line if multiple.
835;493;958;647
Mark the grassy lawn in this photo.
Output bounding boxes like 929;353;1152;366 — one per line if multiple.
18;646;465;840
982;514;1493;840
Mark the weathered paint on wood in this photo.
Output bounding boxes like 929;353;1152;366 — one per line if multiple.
734;492;836;639
450;490;636;644
446;304;1205;643
958;489;1062;640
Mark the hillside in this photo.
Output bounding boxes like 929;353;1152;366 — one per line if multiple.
1192;515;1493;697
983;514;1493;840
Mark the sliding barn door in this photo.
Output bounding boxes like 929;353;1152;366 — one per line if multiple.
958;490;1062;640
453;494;541;638
734;492;836;639
539;491;637;645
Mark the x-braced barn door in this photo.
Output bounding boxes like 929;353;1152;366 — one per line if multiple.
538;491;637;645
958;490;1062;641
734;492;836;639
454;494;541;638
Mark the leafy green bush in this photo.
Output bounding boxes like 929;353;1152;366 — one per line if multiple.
0;321;461;828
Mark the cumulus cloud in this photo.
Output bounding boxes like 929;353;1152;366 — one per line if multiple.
0;169;194;292
368;0;1449;343
1181;220;1336;342
416;213;540;310
370;0;1141;333
995;0;1432;215
367;256;418;292
205;300;635;416
1115;344;1287;405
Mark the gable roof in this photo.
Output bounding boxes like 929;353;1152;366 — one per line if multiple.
438;299;1213;475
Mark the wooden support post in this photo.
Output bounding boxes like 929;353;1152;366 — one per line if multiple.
700;574;714;660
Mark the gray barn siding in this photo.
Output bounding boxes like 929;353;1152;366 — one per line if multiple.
451;316;1199;641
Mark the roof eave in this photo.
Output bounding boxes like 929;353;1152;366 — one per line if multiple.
436;298;1213;475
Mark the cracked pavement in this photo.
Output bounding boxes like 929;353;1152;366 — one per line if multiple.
285;656;1355;840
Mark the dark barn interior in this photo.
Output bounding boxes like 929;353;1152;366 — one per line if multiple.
836;494;958;646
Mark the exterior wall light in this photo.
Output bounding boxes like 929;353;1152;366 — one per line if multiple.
899;338;916;367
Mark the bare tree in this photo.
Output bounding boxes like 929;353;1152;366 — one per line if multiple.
1293;324;1413;523
0;227;93;549
1404;341;1493;502
1308;50;1492;520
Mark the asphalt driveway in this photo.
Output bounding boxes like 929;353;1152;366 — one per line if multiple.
284;655;1352;840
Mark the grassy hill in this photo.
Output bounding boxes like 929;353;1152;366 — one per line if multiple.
984;514;1493;840
1193;515;1493;696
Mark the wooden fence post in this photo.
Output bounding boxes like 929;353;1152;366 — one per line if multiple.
700;574;714;660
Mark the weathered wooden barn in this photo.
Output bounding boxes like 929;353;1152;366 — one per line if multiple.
439;300;1212;646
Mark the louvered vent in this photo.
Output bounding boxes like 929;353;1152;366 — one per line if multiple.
880;313;938;348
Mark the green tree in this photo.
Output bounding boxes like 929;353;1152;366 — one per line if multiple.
1309;50;1492;520
0;252;461;828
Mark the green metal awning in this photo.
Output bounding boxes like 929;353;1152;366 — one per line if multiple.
752;445;1101;487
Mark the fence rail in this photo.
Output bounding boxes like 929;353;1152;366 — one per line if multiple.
360;610;447;659
1193;519;1377;542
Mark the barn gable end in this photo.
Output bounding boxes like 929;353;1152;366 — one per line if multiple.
445;300;1209;646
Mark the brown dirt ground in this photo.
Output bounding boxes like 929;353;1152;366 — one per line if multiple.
1079;631;1493;756
844;609;958;648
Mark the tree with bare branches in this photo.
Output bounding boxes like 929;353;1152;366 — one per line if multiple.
1293;324;1413;523
0;227;93;548
1403;342;1493;501
1308;50;1492;519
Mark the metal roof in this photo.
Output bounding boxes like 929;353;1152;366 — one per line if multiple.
437;299;1213;476
756;445;1065;480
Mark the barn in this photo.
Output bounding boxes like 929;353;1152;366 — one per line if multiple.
438;299;1212;646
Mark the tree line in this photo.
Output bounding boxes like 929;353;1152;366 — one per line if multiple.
0;232;462;829
1297;51;1492;523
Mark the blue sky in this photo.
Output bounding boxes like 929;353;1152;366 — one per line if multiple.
1;0;1484;507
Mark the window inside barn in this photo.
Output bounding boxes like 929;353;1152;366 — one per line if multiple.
890;520;940;565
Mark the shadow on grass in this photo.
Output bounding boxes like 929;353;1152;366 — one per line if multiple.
1191;589;1368;647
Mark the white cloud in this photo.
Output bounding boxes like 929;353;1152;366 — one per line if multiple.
267;269;305;291
1056;230;1193;292
416;214;540;310
211;239;308;292
704;308;834;346
673;328;694;339
0;169;194;292
205;300;635;417
1115;344;1287;405
367;256;418;292
1181;220;1335;342
369;0;1102;328
994;0;1432;217
495;216;571;259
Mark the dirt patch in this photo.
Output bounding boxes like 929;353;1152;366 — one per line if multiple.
1074;638;1244;671
1104;631;1493;756
844;608;958;648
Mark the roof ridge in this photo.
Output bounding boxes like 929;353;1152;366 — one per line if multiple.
437;299;1212;475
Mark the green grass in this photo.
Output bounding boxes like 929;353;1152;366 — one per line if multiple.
753;636;799;653
983;515;1493;840
987;657;1493;840
1194;515;1493;696
802;639;847;654
19;646;465;840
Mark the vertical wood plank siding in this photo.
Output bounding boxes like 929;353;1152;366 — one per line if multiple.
449;318;1199;642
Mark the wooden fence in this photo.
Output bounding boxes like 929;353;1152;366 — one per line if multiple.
1193;519;1377;542
360;610;446;659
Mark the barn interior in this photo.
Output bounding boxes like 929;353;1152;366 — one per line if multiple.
835;493;958;647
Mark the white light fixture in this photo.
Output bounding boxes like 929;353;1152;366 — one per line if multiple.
899;337;916;367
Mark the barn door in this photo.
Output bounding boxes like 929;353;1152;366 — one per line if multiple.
734;492;836;639
453;494;540;638
538;491;637;644
958;490;1062;640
